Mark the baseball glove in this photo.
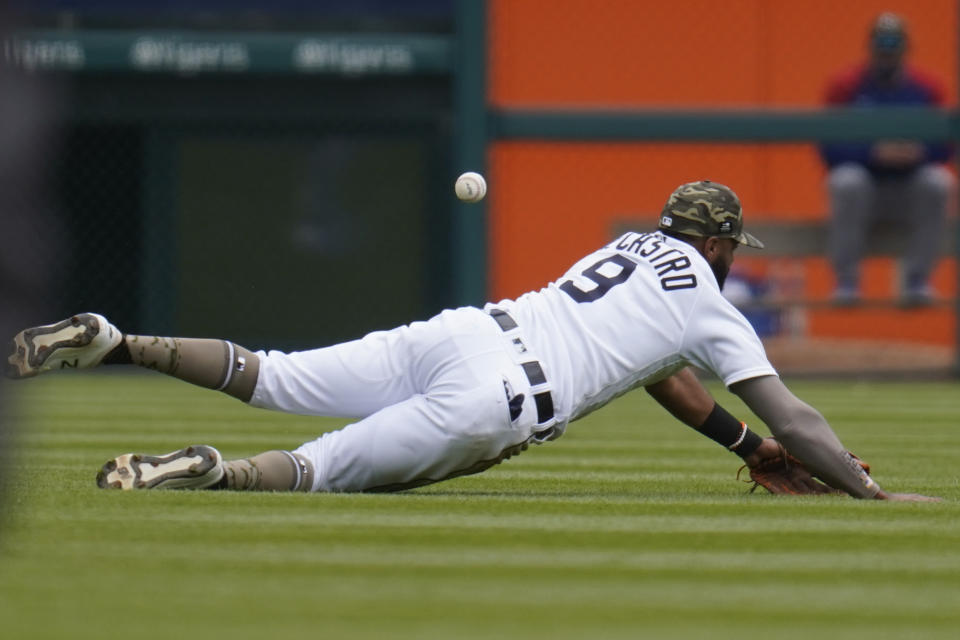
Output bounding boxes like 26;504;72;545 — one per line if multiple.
738;444;838;495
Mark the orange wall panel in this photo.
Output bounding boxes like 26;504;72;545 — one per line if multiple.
490;0;764;107
490;0;957;107
808;306;955;345
762;146;828;216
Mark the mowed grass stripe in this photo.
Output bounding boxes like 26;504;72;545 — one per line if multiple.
3;544;956;640
1;374;959;640
10;532;960;574
11;485;956;524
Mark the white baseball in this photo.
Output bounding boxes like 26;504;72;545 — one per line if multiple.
455;171;487;203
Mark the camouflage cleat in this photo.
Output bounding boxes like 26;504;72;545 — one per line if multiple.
96;445;224;490
6;313;123;379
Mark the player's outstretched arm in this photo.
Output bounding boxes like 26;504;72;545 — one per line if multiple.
730;375;940;501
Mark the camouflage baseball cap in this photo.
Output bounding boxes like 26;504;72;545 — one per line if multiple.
657;180;764;249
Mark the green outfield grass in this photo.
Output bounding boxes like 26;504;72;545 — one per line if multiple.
1;373;958;639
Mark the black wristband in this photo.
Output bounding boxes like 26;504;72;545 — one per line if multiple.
732;426;763;457
695;403;763;457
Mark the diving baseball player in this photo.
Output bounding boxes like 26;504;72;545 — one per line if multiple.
5;181;937;501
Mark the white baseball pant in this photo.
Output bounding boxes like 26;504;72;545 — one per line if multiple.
248;307;555;492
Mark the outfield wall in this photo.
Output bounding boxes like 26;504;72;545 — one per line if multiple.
485;0;958;350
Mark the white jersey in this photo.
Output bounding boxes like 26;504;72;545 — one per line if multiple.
493;231;777;425
255;230;776;491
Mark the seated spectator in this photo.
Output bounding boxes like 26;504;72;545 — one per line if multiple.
821;12;954;307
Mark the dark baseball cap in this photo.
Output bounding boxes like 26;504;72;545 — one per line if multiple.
657;180;764;249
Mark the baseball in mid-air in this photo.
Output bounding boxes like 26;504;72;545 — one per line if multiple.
455;171;487;203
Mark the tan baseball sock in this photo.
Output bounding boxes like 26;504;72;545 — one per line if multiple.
221;450;314;492
121;335;260;402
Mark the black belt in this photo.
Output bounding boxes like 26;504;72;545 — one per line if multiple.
488;309;555;425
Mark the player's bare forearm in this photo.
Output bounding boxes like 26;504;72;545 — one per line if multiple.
646;369;762;458
644;368;715;427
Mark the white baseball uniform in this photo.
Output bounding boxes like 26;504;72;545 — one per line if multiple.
249;231;776;492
